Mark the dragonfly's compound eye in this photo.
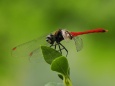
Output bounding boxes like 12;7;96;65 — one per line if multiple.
46;38;51;44
46;34;55;44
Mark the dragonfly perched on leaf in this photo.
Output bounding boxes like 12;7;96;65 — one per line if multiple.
12;28;107;62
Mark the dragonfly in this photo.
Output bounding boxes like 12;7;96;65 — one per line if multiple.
12;28;107;62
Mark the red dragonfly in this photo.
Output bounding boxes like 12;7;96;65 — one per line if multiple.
12;28;107;62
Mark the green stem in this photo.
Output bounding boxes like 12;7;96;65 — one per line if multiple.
63;75;72;86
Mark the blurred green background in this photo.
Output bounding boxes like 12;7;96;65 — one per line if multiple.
0;0;114;86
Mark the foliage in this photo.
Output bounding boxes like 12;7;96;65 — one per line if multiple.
41;46;72;86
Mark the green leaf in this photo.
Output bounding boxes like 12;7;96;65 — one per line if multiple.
58;74;63;80
51;56;69;76
41;46;72;86
41;46;62;64
51;56;72;86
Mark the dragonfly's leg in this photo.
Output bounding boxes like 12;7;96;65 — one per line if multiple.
59;43;68;57
50;43;57;49
57;43;62;54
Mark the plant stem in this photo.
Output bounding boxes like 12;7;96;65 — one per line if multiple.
63;75;72;86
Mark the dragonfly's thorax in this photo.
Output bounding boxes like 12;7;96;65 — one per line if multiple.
46;29;65;44
46;29;73;44
54;29;65;43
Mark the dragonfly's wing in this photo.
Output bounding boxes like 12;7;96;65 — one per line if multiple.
29;47;43;63
73;36;83;52
11;36;48;62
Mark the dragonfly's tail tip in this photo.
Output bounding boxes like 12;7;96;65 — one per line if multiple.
105;30;108;32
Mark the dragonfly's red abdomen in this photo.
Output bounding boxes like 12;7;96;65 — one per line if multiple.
70;28;108;37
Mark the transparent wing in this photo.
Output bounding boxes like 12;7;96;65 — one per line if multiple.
11;36;48;62
29;47;43;63
73;36;83;52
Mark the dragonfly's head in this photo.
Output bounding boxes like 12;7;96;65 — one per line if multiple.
46;34;55;44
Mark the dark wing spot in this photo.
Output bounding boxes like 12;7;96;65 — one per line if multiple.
29;52;33;56
12;47;17;50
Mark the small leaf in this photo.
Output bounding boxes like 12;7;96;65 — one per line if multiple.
41;46;62;64
58;74;63;80
51;56;72;86
51;56;69;76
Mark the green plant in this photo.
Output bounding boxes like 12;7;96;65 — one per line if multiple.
41;46;72;86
